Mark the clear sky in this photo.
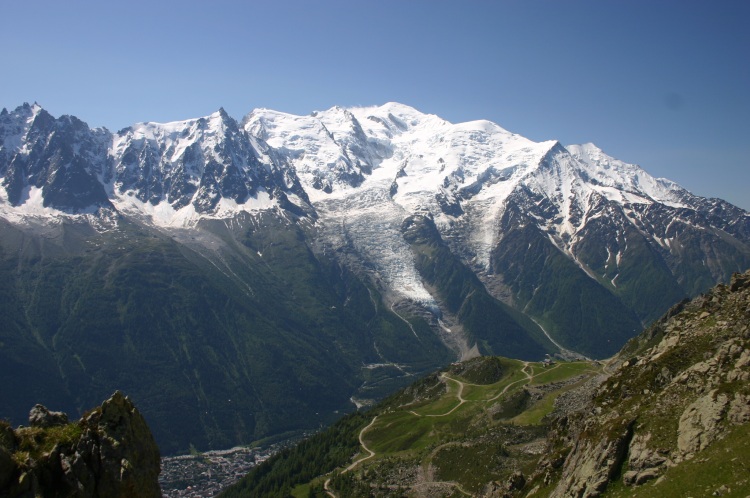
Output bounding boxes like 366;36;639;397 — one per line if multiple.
1;0;748;209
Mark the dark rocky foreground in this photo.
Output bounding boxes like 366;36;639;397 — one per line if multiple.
0;392;160;497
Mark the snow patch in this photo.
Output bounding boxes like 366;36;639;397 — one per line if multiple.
0;186;97;224
112;191;276;228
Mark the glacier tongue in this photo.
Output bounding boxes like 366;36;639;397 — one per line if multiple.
250;102;562;303
2;101;749;360
315;185;438;307
246;103;566;277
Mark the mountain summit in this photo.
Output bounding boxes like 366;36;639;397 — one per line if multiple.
244;102;750;355
1;102;748;452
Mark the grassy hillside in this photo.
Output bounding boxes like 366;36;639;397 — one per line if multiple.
221;355;603;497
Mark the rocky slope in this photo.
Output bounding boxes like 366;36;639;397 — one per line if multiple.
0;392;161;498
541;269;750;497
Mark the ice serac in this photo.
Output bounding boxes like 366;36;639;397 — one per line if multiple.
2;102;749;356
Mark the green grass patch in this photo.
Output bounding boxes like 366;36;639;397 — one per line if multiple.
461;380;513;401
530;361;596;385
511;392;558;426
467;368;531;402
450;357;518;385
14;423;83;460
513;367;601;426
366;412;436;454
290;482;310;498
410;377;463;415
492;389;532;421
527;364;546;377
410;396;463;416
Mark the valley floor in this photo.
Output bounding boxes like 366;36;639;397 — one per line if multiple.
160;443;290;497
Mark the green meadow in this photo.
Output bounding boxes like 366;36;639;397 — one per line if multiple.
316;357;603;496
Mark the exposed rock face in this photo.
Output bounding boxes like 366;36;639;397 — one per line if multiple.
677;389;730;456
621;433;667;486
550;419;634;498
0;391;161;498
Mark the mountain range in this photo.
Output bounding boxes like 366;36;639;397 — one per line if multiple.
1;101;748;453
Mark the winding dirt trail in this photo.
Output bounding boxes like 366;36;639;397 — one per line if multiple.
344;415;379;472
487;361;545;402
324;415;380;497
424;373;467;417
405;362;542;418
328;360;565;496
323;478;335;498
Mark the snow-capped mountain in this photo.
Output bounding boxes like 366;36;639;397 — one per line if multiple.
111;108;314;224
0;103;310;227
244;103;749;347
2;100;749;351
243;104;557;302
1;101;748;452
0;103;112;215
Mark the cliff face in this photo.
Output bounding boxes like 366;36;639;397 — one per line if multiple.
0;391;161;498
542;270;750;497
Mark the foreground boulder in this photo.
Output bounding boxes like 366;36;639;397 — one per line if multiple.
0;391;161;497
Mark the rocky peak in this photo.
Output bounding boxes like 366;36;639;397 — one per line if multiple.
0;103;112;212
28;404;69;428
0;391;161;498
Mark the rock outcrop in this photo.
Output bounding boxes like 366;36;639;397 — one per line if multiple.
28;404;69;428
550;418;634;498
0;391;161;497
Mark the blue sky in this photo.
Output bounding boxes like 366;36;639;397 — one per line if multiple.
1;0;748;209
